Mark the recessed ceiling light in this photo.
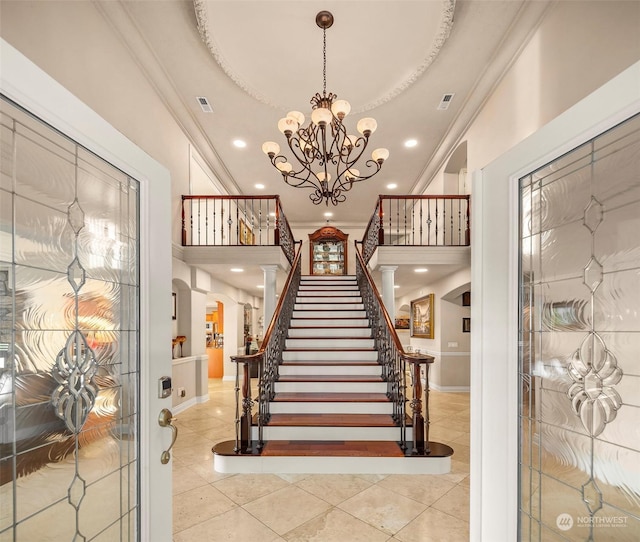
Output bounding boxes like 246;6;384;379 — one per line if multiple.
404;139;418;148
230;268;244;273
269;211;276;217
394;285;400;289
255;183;265;189
414;268;428;273
386;183;398;190
324;212;333;217
233;139;247;148
257;285;264;289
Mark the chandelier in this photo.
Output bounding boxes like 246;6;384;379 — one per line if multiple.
262;11;389;206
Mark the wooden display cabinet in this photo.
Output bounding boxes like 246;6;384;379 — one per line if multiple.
309;226;348;275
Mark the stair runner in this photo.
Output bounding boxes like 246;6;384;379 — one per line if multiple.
213;275;453;473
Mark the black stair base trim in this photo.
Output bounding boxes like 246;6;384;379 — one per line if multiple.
212;439;454;458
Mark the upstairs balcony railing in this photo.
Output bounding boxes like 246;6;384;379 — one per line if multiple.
362;195;471;263
181;195;296;263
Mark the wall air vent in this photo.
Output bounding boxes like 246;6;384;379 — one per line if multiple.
196;96;213;113
437;93;455;111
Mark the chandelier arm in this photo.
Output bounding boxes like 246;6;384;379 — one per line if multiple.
262;10;387;207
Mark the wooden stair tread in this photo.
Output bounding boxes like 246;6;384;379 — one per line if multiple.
260;440;405;457
277;375;384;382
284;348;375;352
280;361;379;366
266;413;398;427
273;392;390;402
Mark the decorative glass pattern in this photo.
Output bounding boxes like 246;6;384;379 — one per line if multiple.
0;98;140;540
519;113;640;540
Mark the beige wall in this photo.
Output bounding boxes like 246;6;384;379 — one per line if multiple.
465;0;640;173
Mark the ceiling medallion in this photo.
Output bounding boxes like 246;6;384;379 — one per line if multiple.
261;11;389;206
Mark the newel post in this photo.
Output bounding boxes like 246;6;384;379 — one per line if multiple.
232;355;254;454
407;354;435;455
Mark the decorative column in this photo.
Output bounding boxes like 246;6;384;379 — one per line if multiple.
379;265;397;317
261;265;278;329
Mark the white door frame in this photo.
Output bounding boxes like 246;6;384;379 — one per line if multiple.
1;39;174;541
470;61;640;541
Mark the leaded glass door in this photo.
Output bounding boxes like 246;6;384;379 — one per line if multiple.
519;113;640;540
0;97;141;540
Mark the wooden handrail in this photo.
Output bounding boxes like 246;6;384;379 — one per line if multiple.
230;240;303;453
354;240;434;454
361;194;471;263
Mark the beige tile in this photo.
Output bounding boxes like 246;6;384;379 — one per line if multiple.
174;506;281;542
172;442;216;466
173;484;237;533
377;474;457;506
296;474;374;505
338;484;427;535
276;473;312;484
243;486;332;535
449;443;471;465
282;508;390;542
394;507;469;542
172;465;209;495
188;457;235;484
431;485;470;523
213;473;290;505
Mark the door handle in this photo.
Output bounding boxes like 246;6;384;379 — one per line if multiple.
158;408;178;464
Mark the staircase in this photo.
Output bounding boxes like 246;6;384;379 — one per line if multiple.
213;275;453;474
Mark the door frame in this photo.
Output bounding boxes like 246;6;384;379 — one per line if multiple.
470;61;640;541
1;39;174;541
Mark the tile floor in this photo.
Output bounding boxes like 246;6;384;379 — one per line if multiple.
171;379;471;541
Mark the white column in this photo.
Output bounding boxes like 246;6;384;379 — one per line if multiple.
379;265;397;317
261;265;278;330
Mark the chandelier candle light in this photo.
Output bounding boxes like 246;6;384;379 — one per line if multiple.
262;11;389;206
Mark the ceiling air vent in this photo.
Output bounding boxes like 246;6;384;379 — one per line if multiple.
437;93;455;111
196;96;213;113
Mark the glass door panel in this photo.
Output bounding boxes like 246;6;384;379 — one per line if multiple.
518;113;640;540
0;97;140;540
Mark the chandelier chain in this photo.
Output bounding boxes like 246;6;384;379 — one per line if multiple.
322;26;327;96
262;11;388;206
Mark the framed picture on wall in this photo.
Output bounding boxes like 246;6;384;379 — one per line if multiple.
410;293;434;339
463;317;471;332
172;292;177;320
394;317;410;330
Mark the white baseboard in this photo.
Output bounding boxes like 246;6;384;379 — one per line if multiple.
196;394;210;404
172;397;197;414
429;382;470;392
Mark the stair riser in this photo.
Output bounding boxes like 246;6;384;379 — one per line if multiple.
297;290;361;296
252;426;412;441
269;402;393;414
282;350;378;362
279;365;380;376
295;301;362;307
294;303;364;311
288;328;372;338
274;381;387;393
285;338;374;349
290;319;369;328
292;310;367;319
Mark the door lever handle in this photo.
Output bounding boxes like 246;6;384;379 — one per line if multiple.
158;408;178;464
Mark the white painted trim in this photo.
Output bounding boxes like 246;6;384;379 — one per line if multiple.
214;453;451;475
0;39;173;542
172;397;198;415
420;349;470;358
471;61;640;542
430;383;470;392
